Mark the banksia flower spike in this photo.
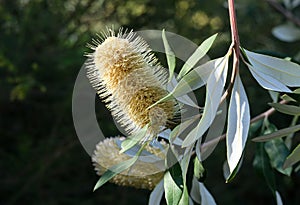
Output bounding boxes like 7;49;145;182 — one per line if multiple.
92;137;166;190
86;28;179;141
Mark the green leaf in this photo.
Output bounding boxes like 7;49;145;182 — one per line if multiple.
269;90;279;102
149;179;164;205
264;138;292;176
253;143;276;194
194;157;206;182
177;33;218;79
120;125;148;153
283;143;300;169
178;184;189;205
162;29;176;82
269;102;300;116
173;58;220;97
182;55;229;147
244;49;300;88
148;58;219;109
252;124;300;142
226;74;250;174
93;155;139;191
164;170;183;205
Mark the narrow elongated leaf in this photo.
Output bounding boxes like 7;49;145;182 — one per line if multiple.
269;103;300;116
194;157;206;182
93;155;139;191
275;191;283;205
252;124;300;142
164;171;183;205
253;143;276;194
226;75;250;173
149;58;219;109
283;143;300;169
247;63;291;92
149;179;164;205
272;23;300;42
264;138;292;176
182;56;229;147
190;177;201;204
179;184;189;205
244;49;300;87
199;182;217;205
191;177;217;205
120;125;148;153
162;29;176;82
177;33;218;79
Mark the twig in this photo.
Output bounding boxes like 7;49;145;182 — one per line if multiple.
220;0;241;103
267;0;300;27
201;100;287;151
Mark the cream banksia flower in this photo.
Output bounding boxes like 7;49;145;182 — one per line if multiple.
86;28;179;141
92;137;166;190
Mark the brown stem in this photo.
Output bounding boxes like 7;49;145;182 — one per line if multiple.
220;0;241;103
267;0;300;27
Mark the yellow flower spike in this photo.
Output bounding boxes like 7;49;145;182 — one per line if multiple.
86;28;180;141
92;137;167;190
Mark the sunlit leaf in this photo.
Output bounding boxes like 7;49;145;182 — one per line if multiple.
149;179;164;205
182;55;229;147
275;191;283;205
272;23;300;42
191;177;217;205
223;156;244;183
164;166;183;205
93;155;139;191
149;58;219;109
268;90;279;102
120;125;148;153
194;156;206;182
226;75;250;173
283;143;300;169
252;124;300;142
269;103;300;116
244;49;300;87
246;63;291;92
162;29;176;82
190;177;201;204
177;33;218;79
199;182;217;205
264;138;292;176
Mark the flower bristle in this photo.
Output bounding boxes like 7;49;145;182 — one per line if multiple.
86;28;180;140
92;137;166;190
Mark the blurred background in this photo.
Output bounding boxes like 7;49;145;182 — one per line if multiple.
1;0;300;204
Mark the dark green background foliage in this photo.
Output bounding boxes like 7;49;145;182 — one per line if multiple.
0;0;299;204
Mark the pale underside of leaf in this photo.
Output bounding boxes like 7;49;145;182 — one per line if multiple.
182;56;229;147
244;49;300;87
149;179;164;205
226;74;250;173
247;63;291;92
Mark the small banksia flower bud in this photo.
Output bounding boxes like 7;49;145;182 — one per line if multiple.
92;137;166;190
86;28;179;141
